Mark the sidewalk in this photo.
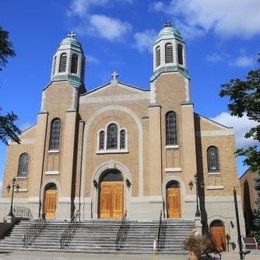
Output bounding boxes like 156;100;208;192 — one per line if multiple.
0;251;260;260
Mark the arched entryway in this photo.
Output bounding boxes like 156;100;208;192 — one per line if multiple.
210;220;226;252
43;183;57;219
166;180;181;218
98;169;124;219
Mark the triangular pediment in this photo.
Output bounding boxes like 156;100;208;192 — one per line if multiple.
80;81;150;104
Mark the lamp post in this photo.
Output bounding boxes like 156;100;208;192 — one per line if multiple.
189;174;204;217
6;177;20;217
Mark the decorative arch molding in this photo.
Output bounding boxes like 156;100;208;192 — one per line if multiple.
91;160;132;219
80;105;144;205
93;160;132;184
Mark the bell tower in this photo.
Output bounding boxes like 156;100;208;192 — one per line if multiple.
151;21;189;84
50;32;86;91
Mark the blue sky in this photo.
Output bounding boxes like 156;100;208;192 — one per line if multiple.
0;0;259;194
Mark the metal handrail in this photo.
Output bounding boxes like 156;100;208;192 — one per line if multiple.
60;210;81;249
156;210;163;252
115;211;129;251
23;219;47;248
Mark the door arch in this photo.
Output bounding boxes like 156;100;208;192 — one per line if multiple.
210;220;226;252
99;169;124;219
166;180;181;218
43;183;57;219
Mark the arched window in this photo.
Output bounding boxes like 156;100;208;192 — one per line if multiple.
17;153;29;177
120;130;126;149
156;46;161;67
59;53;67;73
177;44;183;65
107;123;118;149
165;43;173;63
49;118;61;150
99;131;105;150
71;53;78;74
207;146;219;172
166;111;177;145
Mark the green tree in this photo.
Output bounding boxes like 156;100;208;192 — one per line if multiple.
219;57;260;172
0;26;21;144
219;55;260;242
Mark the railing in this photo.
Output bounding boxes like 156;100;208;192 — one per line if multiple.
115;211;129;251
156;210;166;253
60;210;81;249
13;206;33;219
23;219;47;248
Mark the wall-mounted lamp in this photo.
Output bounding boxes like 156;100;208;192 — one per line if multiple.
126;178;131;187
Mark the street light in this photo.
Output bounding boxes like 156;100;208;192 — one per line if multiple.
6;177;20;217
189;174;204;217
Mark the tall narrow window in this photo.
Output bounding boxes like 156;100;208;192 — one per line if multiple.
177;44;183;65
156;46;161;67
166;111;177;145
59;53;67;72
71;53;78;74
165;43;173;63
107;123;118;149
99;131;105;150
120;130;126;149
207;146;219;172
17;153;29;177
49;118;61;150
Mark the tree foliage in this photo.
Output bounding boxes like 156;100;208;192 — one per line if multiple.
0;26;21;144
219;57;260;172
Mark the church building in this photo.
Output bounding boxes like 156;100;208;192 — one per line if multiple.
1;23;244;250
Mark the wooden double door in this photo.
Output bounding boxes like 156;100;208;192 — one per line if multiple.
44;190;57;219
99;181;124;219
167;187;181;218
210;226;226;251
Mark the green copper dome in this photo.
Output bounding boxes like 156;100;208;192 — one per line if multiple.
58;32;83;53
155;22;183;44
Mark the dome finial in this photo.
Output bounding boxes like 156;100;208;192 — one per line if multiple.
68;31;76;38
164;21;172;27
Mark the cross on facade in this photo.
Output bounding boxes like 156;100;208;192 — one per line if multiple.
68;31;76;38
164;21;172;27
111;71;119;81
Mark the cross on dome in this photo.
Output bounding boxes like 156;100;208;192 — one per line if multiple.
164;21;172;27
111;71;119;81
68;31;76;38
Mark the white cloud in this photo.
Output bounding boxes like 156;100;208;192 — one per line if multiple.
230;55;254;67
206;53;225;63
89;15;132;41
210;112;258;149
133;30;157;52
151;0;260;38
87;55;99;64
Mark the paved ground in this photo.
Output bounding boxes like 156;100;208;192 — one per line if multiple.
0;251;260;260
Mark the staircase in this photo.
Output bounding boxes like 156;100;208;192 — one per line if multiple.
0;219;194;254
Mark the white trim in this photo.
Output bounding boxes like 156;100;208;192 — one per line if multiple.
48;149;60;153
17;176;28;180
96;150;129;154
165;167;182;172
166;145;179;149
208;172;221;175
15;188;28;192
206;185;224;190
45;171;60;175
197;130;233;137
